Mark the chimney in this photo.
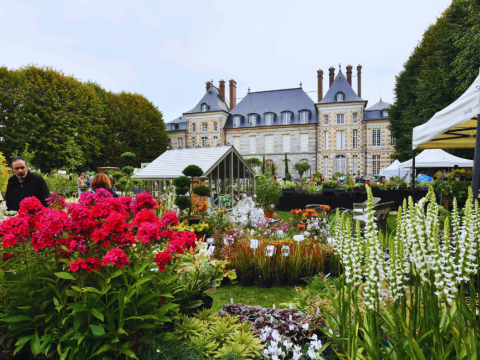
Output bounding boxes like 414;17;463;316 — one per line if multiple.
329;67;335;87
317;69;323;102
219;80;225;102
346;65;353;86
229;79;237;109
357;65;362;97
206;81;211;92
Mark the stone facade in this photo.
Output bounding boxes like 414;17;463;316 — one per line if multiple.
225;124;317;179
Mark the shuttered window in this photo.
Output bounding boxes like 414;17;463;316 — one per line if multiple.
233;137;240;149
265;113;274;126
353;155;358;174
283;134;291;152
300;111;309;124
323;156;329;178
249;136;257;154
300;133;308;152
324;132;329;150
336;131;345;150
265;135;274;153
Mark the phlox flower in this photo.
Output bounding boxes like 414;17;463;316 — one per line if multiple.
101;248;129;268
132;209;159;227
159;212;179;228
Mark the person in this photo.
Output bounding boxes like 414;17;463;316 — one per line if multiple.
417;171;433;184
5;156;50;211
77;173;88;198
90;173;118;198
109;175;116;192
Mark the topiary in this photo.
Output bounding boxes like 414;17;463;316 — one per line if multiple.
175;196;192;212
112;172;123;181
122;166;135;176
183;165;204;178
173;176;192;192
192;185;211;197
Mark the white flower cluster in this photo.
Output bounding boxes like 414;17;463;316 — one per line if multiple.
229;194;265;226
0;205;16;224
386;208;407;301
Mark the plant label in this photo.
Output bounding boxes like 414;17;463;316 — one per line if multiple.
208;246;215;255
282;245;290;257
273;304;276;309
250;239;259;249
289;304;292;309
265;245;275;257
293;235;304;242
207;238;214;245
289;315;292;321
230;298;233;304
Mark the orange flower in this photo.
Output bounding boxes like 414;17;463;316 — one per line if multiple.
298;224;306;230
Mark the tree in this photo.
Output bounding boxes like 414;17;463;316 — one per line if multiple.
294;161;311;178
261;155;266;175
246;157;261;172
390;0;480;161
271;162;275;176
284;153;292;181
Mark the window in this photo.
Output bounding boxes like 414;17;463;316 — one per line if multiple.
265;135;274;153
233;116;241;128
383;110;389;117
201;137;208;147
353;155;358;174
192;138;196;148
323;156;329;177
283;134;291;152
353;129;358;149
390;135;396;146
324;131;329;150
282;112;291;125
323;114;329;125
265;113;274;126
201;104;208;112
335;155;346;174
248;114;257;127
336;114;345;124
336;93;344;102
372;129;381;147
373;155;381;174
192;123;196;133
352;113;358;123
202;123;208;132
300;133;308;152
300;111;309;124
336;130;345;150
177;138;183;149
213;136;218;146
214;122;218;131
249;136;257;154
233;137;240;149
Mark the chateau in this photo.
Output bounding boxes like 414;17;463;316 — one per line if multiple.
166;65;395;179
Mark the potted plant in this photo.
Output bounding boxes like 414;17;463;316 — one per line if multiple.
256;175;282;218
256;243;273;288
173;165;211;225
321;180;337;196
287;244;304;286
231;240;255;287
272;249;287;287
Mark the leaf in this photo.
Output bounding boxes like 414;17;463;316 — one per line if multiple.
60;348;70;360
71;286;82;292
0;315;32;322
53;297;60;307
30;330;41;356
91;344;113;357
82;287;101;294
90;324;105;336
91;308;104;322
15;336;32;347
55;272;75;280
122;316;144;321
118;348;138;359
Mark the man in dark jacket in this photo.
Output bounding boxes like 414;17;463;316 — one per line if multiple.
5;157;50;211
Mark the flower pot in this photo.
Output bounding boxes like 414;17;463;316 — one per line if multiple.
259;278;272;288
287;277;302;287
254;274;260;285
239;276;254;287
272;277;285;287
264;211;273;218
196;231;205;240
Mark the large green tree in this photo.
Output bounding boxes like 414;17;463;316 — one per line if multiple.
101;91;168;168
390;0;480;161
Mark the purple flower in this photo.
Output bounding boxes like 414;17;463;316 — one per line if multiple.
270;204;275;209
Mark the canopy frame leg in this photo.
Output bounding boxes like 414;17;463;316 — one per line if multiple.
472;116;480;197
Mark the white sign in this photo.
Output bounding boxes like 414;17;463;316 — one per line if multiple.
207;238;215;245
208;246;215;255
289;315;292;321
282;245;290;257
249;239;259;249
265;245;275;257
230;298;234;304
293;235;304;242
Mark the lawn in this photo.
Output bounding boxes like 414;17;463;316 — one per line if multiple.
209;283;299;312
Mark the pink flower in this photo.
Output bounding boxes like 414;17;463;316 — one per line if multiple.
101;248;129;268
273;213;277;217
270;204;275;209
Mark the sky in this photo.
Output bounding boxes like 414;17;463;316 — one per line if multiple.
0;0;453;122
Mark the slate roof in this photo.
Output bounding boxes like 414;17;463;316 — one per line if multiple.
367;99;391;111
184;85;230;114
318;70;364;104
224;87;318;129
166;115;187;132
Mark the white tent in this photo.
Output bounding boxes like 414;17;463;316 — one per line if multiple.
412;74;480;150
398;149;473;169
379;160;410;179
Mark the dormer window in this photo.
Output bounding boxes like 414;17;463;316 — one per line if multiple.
265;113;274;126
299;111;309;124
233;116;241;128
282;112;292;125
248;114;257;127
383;110;389;117
336;93;344;102
201;103;208;112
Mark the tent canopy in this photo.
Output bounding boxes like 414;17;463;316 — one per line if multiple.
379;160;411;179
398;149;473;169
412;74;480;150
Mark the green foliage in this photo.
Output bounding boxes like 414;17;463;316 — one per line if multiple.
174;309;263;359
174;195;192;211
255;175;282;209
120;152;136;161
173;176;192;189
390;0;480;161
122;166;135;176
294;161;311;178
245;158;261;168
138;337;204;360
175;187;190;196
192;185;211;197
183;165;204;178
261;155;266;175
345;176;355;187
0;152;11;197
112;172;123;181
115;177;128;191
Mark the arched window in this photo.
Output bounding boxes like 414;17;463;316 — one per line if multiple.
335;92;344;102
201;103;208;112
281;112;292;125
299;111;310;124
383;110;389;117
335;155;346;175
233;115;242;128
265;113;275;126
248;114;257;126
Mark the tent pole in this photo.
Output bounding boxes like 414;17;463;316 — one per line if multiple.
412;149;416;200
472;115;480;197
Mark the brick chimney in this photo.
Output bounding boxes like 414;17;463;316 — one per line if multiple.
329;67;335;87
219;80;226;102
229;79;237;109
346;65;353;86
317;69;323;102
357;65;362;97
206;81;211;92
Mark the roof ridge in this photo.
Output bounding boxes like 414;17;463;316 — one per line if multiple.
249;87;303;94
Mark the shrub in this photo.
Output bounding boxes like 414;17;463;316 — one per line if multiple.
183;165;204;178
122;165;135;176
294;162;311;178
192;185;211;198
173;176;192;191
175;195;192;211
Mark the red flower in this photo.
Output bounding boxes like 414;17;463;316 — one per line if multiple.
132;209;159;227
101;248;129;268
0;216;30;248
136;222;161;243
132;191;157;215
154;251;172;272
159;212;179;228
2;253;14;262
18;197;44;218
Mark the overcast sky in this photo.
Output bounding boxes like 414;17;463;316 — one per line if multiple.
1;0;452;122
